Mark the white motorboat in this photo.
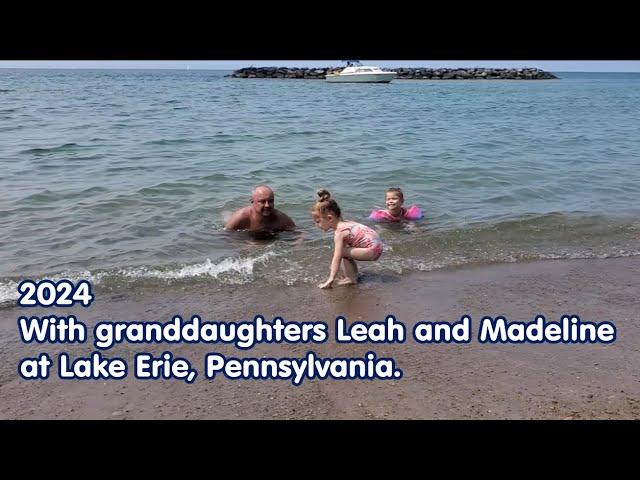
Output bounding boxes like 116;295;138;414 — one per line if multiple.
325;63;397;83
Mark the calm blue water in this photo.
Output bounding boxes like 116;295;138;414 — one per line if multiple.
1;69;639;302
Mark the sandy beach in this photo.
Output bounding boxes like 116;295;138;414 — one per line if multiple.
1;256;638;420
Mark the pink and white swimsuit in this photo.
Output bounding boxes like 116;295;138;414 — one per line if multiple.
338;221;383;259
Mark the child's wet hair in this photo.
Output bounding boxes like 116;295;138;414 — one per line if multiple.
386;187;404;201
313;189;341;217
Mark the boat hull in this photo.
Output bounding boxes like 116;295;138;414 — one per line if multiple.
325;72;397;83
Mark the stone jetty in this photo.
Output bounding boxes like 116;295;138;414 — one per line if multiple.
227;66;557;80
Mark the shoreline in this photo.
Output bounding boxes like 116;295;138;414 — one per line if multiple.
1;256;638;419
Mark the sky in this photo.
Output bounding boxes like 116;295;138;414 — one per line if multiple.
0;61;640;72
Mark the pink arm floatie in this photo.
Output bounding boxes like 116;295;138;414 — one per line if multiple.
369;209;394;221
403;205;423;220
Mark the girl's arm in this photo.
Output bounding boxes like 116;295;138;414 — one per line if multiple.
319;230;347;288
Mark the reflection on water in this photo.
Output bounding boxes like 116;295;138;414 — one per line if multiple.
224;228;303;244
373;221;426;235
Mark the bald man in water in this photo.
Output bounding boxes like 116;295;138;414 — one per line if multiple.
224;185;296;233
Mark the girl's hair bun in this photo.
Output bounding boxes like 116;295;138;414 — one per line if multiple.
316;189;331;202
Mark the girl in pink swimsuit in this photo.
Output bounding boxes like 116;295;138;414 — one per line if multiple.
312;189;383;289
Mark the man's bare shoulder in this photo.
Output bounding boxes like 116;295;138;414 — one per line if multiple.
225;207;252;230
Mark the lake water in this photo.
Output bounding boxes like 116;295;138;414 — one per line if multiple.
1;69;639;303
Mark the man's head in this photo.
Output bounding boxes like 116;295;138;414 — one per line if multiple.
250;185;275;217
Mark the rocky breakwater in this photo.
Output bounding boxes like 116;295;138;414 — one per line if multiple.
393;67;557;80
227;67;558;80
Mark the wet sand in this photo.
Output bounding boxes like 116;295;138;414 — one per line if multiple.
1;256;639;419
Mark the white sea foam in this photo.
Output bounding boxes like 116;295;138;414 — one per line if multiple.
2;249;639;306
0;281;19;306
113;252;276;282
0;252;278;305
